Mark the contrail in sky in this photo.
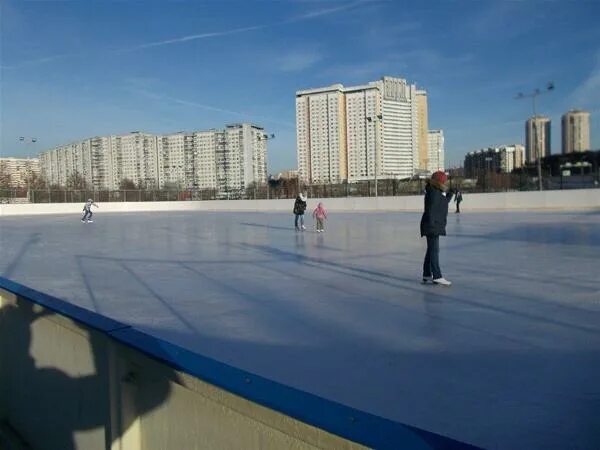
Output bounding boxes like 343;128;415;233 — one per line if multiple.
4;1;372;68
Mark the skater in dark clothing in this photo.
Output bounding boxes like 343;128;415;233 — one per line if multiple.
81;199;98;223
293;193;307;231
454;190;463;213
420;171;454;286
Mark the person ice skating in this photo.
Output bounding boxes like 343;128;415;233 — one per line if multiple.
293;193;307;231
81;199;99;223
420;171;454;286
312;202;327;233
454;190;463;213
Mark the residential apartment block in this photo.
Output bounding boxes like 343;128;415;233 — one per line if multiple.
525;116;551;163
296;76;431;184
0;157;40;188
427;130;445;173
416;90;429;172
38;124;268;193
562;110;590;154
464;145;525;178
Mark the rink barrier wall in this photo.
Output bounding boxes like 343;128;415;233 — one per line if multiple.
0;189;598;216
0;277;481;450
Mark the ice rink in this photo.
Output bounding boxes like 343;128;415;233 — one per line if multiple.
1;209;599;449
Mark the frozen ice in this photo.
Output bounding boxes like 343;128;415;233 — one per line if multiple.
1;210;599;449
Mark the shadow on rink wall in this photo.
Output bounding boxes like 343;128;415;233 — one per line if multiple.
0;277;483;450
0;285;173;450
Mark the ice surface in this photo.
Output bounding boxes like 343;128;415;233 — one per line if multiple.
1;209;599;449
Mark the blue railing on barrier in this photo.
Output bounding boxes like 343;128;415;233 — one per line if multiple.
0;276;482;450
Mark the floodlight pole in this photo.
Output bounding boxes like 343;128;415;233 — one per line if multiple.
515;83;554;191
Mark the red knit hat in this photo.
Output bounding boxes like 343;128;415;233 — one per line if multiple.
431;171;448;184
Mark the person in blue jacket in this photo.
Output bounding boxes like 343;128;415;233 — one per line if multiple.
420;171;454;286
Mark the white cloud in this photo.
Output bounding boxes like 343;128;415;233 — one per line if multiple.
115;25;266;54
2;53;79;70
287;0;371;21
319;60;394;83
127;88;294;128
467;2;535;40
278;50;322;72
5;1;371;68
570;53;600;108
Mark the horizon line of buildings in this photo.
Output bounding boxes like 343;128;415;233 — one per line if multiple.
29;123;269;192
524;109;590;162
464;145;525;178
1;85;593;189
462;109;592;177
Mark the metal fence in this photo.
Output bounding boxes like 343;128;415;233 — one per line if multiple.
0;173;598;204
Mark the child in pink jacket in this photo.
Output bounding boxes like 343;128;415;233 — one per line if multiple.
312;202;327;233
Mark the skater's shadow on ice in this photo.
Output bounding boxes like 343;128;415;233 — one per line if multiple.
451;222;600;247
239;242;600;338
240;222;293;232
2;232;41;279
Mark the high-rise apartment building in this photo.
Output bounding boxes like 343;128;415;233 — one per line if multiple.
296;76;424;184
562;110;590;154
525;116;551;162
510;144;526;171
0;157;40;187
296;84;347;184
345;82;379;182
464;145;525;178
416;90;429;171
427;130;445;172
38;124;268;194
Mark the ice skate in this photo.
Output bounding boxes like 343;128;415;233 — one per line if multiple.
433;277;452;286
422;275;433;284
301;225;306;230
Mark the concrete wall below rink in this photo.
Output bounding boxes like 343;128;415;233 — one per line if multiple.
0;278;480;450
0;189;598;216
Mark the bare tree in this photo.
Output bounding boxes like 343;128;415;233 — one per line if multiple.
119;178;136;190
66;172;89;190
27;172;48;190
0;161;12;189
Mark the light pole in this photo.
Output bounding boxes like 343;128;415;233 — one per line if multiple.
485;156;493;192
366;114;382;197
515;82;554;191
257;133;275;199
18;137;38;202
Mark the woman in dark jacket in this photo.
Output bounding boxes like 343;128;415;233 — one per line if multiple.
293;193;307;231
420;171;454;286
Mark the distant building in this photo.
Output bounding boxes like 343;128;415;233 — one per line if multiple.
38;124;268;194
464;145;525;178
274;170;299;180
427;130;445;172
296;76;424;184
416;90;429;171
0;157;40;188
562;110;590;154
525;116;551;162
296;84;347;184
447;166;465;178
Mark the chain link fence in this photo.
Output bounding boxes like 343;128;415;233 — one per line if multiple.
1;172;598;204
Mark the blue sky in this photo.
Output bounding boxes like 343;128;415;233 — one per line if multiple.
2;0;599;172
